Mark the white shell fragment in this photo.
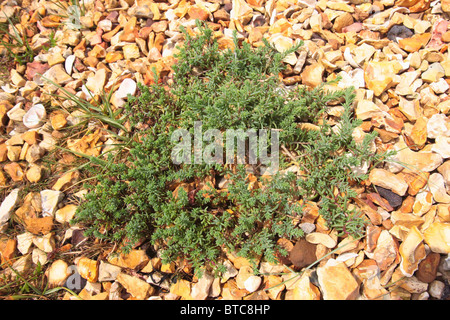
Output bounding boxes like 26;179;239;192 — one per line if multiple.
23;104;47;129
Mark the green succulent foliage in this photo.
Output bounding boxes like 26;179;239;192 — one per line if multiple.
74;20;381;275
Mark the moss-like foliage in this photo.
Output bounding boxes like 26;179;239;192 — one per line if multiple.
74;21;381;274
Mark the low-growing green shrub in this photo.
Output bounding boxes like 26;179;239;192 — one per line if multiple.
74;21;382;274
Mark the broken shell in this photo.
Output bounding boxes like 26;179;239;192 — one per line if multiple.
65;55;76;75
23;104;47;129
115;78;137;99
344;47;360;68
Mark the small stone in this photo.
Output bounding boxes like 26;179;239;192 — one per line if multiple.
40;190;64;217
387;25;414;42
7;146;21;162
85;69;107;96
299;222;315;234
52;170;79;191
355;100;382;120
0;188;20;227
107;249;149;270
392;269;428;293
47;51;66;67
364;61;403;96
24;216;53;235
423;222;450;254
438;161;450;187
115;78;137;99
188;6;210;21
117;272;153;300
169;278;191;299
413;191;433;216
16;232;34;255
64;54;76;76
42;64;72;85
46;259;71;288
399;37;424;52
50;111;67;130
191;271;214;300
406;116;428;150
399;226;427;276
369;168;408;196
4;162;24;182
22;131;39;145
32;233;55;253
396;71;421;96
416;252;441;283
301;63;324;88
392;137;443;173
428;173;450;203
422;62;445;82
317;259;360;300
7;103;26;122
375;186;403;208
290;273;321;300
244;275;262;293
432;136;450;159
98;260;122;282
369;230;399;271
306;232;337;249
123;44;140;60
444;0;450;12
151;21;168;33
214;8;230;21
221;259;238;282
236;265;254;289
76;257;99;282
442;31;450;43
289;239;317;268
414;20;432;34
105;52;123;63
55;204;78;224
10;69;26;87
333;12;353;33
429;280;445;299
427;114;450;139
430;78;449;94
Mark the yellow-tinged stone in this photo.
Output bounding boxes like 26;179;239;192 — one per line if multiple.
76;257;99;282
423;222;450;254
46;259;71;288
116;272;153;300
55;204;78;224
364;61;403;96
105;52;123;63
305;232;337;249
317;259;360;300
399;226;427;276
107;249;149;270
265;275;285;300
291;274;321;300
437;204;450;222
170;279;192;299
161;262;176;273
52;170;79;191
301;62;325;88
326;1;354;12
268;18;292;35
